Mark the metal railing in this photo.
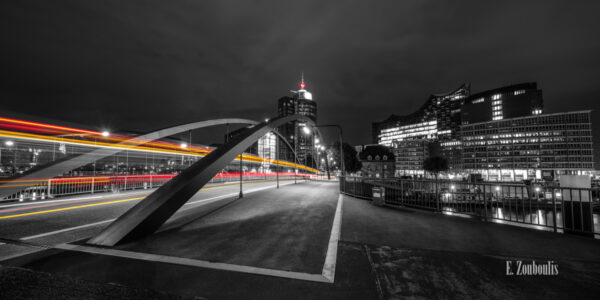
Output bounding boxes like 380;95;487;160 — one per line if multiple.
1;172;314;202
341;176;600;238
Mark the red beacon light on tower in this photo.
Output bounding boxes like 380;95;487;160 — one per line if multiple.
299;82;306;89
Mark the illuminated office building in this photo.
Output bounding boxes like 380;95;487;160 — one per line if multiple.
461;82;544;124
373;84;470;172
392;139;430;176
462;111;594;181
373;84;469;146
277;75;317;166
258;132;277;172
373;82;551;176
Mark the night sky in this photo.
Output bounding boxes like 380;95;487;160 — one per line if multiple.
1;1;600;154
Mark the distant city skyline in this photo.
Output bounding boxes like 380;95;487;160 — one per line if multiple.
1;1;599;151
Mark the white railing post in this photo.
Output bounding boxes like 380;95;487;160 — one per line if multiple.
47;179;52;198
91;177;95;194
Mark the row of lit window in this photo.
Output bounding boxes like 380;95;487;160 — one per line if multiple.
381;120;437;133
463;113;590;129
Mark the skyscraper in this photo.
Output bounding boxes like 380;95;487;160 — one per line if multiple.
373;82;546;175
277;75;317;166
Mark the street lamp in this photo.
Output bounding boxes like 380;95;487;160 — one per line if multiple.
5;140;15;174
302;126;311;135
305;124;345;182
102;131;110;137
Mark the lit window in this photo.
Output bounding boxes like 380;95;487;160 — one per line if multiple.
472;98;484;104
492;94;501;100
514;90;525;95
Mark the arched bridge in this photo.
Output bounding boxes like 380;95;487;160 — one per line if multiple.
88;114;317;246
0;118;304;200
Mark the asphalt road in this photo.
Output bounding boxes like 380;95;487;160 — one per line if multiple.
3;180;600;299
0;179;302;258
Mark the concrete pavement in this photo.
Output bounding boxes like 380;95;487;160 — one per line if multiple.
0;179;300;260
1;181;600;299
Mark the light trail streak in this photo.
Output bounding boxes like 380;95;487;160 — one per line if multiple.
0;179;296;219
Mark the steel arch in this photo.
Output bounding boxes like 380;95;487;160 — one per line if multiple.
88;115;316;246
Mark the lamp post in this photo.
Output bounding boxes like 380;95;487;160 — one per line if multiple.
276;128;279;188
294;126;298;184
239;151;243;198
5;140;15;174
93;131;109;177
302;124;345;182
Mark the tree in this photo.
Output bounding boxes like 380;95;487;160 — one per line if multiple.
331;142;362;174
423;156;448;179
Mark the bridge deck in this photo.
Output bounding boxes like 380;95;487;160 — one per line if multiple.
1;181;600;299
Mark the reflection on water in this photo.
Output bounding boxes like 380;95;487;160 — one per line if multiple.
490;207;558;226
441;205;599;234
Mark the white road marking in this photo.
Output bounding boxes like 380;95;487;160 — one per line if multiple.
0;180;302;209
19;181;297;241
322;194;343;282
55;243;330;283
0;195;106;209
28;181;339;283
21;219;116;241
0;190;152;209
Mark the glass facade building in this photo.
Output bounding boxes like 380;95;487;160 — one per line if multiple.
462;111;594;181
372;84;470;172
373;82;552;176
277;82;317;167
461;82;544;124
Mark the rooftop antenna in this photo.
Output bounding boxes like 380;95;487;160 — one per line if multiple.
299;72;306;89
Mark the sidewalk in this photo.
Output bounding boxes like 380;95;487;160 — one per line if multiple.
1;189;599;299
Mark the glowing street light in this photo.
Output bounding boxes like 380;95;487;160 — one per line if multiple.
450;185;455;191
315;138;320;144
302;126;311;135
5;140;14;147
102;131;110;137
495;186;500;191
180;143;188;148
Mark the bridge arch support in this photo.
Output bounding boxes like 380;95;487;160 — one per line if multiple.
88;115;316;246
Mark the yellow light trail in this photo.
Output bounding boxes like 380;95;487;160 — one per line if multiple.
0;130;319;173
0;179;292;220
0;197;145;219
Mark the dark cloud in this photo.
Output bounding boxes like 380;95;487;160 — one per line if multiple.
1;0;600;151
